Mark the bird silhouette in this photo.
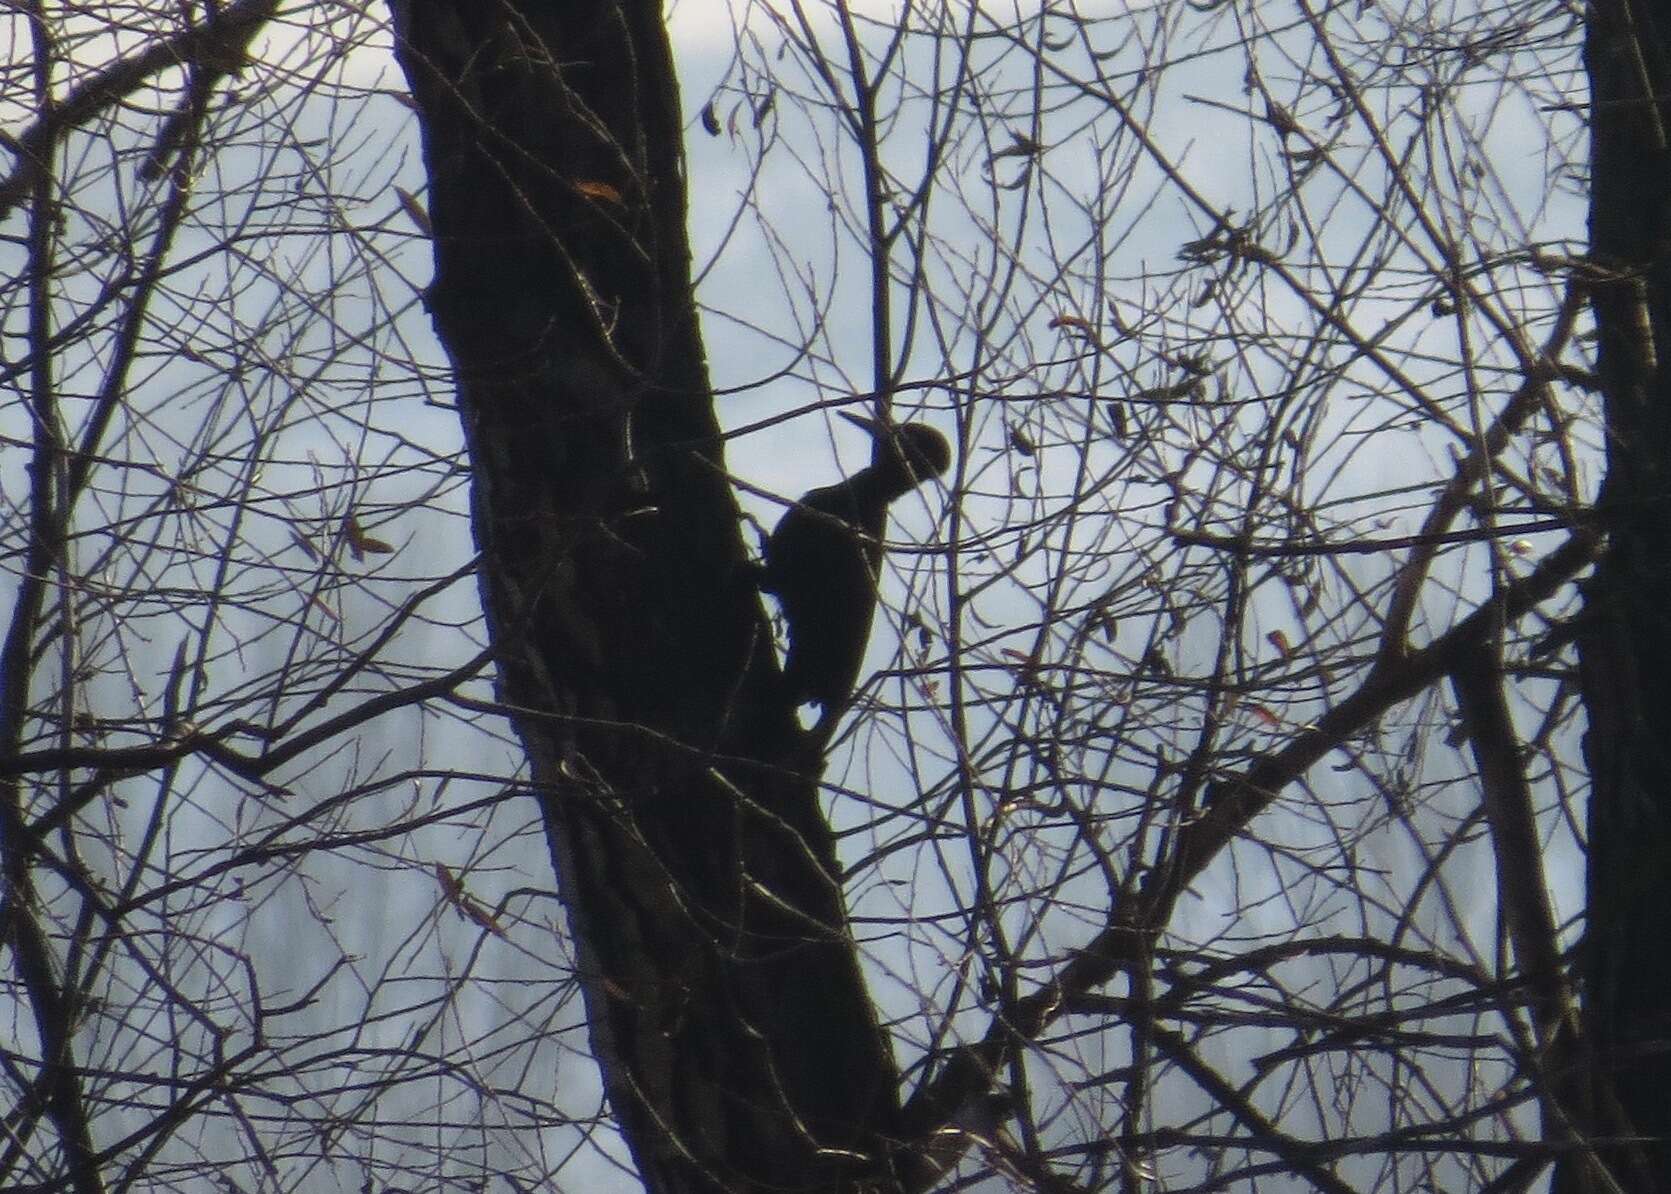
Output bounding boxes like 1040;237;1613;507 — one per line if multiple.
760;413;951;730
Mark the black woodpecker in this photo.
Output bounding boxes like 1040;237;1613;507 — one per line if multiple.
761;413;952;726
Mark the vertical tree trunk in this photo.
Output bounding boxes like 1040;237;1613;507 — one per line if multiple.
1570;2;1671;1189
387;5;902;1190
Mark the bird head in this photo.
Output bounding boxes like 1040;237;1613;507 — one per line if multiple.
840;412;952;488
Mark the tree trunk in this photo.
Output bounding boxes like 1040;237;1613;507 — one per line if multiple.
1569;1;1671;1189
387;5;902;1190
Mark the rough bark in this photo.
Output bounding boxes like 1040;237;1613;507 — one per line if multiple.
387;4;902;1190
1567;1;1671;1189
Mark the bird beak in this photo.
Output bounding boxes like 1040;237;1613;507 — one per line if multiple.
838;411;886;437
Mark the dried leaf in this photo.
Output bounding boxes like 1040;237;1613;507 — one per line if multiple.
395;186;431;235
343;515;394;562
701;101;721;136
1267;629;1292;658
434;861;464;903
1264;97;1301;139
433;863;505;938
987;132;1042;167
573;179;624;204
1002;647;1045;683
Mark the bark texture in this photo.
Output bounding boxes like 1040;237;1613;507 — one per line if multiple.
387;5;902;1190
1569;1;1671;1189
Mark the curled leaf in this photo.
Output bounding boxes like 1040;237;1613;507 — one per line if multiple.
987;132;1042;167
395;186;431;235
343;514;394;562
434;862;506;938
573;179;624;205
